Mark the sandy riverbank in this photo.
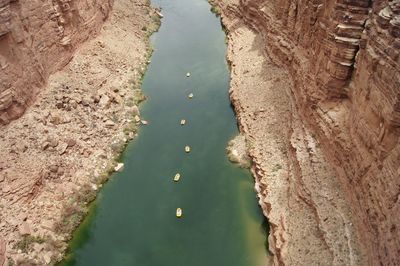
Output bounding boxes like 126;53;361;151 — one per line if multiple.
212;0;365;265
0;0;160;264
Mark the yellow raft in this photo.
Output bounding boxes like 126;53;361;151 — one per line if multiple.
176;208;183;218
174;173;181;182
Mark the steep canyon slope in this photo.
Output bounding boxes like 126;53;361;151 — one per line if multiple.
213;0;400;265
0;0;158;264
0;0;115;124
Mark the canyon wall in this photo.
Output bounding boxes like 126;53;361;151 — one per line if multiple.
0;0;113;124
0;0;157;264
215;0;400;265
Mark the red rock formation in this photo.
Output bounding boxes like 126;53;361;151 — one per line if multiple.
215;0;400;264
0;0;156;263
0;0;113;124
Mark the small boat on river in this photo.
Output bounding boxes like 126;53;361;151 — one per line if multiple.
188;93;194;99
185;146;191;153
174;173;181;182
186;72;191;77
180;119;186;125
176;208;183;218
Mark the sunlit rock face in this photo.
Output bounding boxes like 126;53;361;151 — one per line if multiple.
0;0;113;124
215;0;400;265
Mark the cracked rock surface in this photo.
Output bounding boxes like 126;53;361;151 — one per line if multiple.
213;0;400;265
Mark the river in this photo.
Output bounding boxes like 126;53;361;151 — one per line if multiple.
59;0;268;265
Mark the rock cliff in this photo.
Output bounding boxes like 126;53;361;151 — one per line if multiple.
0;0;113;124
213;0;400;265
0;0;157;264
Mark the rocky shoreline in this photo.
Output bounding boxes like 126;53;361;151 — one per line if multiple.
212;0;366;265
226;134;251;168
216;0;400;265
0;0;160;265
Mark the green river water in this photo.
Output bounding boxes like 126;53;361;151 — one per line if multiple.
60;0;268;265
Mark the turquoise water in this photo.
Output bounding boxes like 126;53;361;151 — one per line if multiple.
59;0;268;265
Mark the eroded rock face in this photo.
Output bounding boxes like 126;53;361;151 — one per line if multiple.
0;0;157;264
214;0;400;265
0;0;113;124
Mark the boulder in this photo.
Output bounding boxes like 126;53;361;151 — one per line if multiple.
134;115;141;123
18;222;31;236
66;138;76;147
81;97;91;106
131;105;140;115
47;138;59;148
58;142;68;155
49;165;58;173
114;163;124;172
43;252;52;264
92;94;100;103
105;120;115;127
99;94;110;108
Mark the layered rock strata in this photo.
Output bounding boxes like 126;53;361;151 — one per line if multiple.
213;0;400;265
0;0;113;124
0;0;158;264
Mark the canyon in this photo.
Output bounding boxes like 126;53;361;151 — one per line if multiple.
213;0;400;265
0;0;399;265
